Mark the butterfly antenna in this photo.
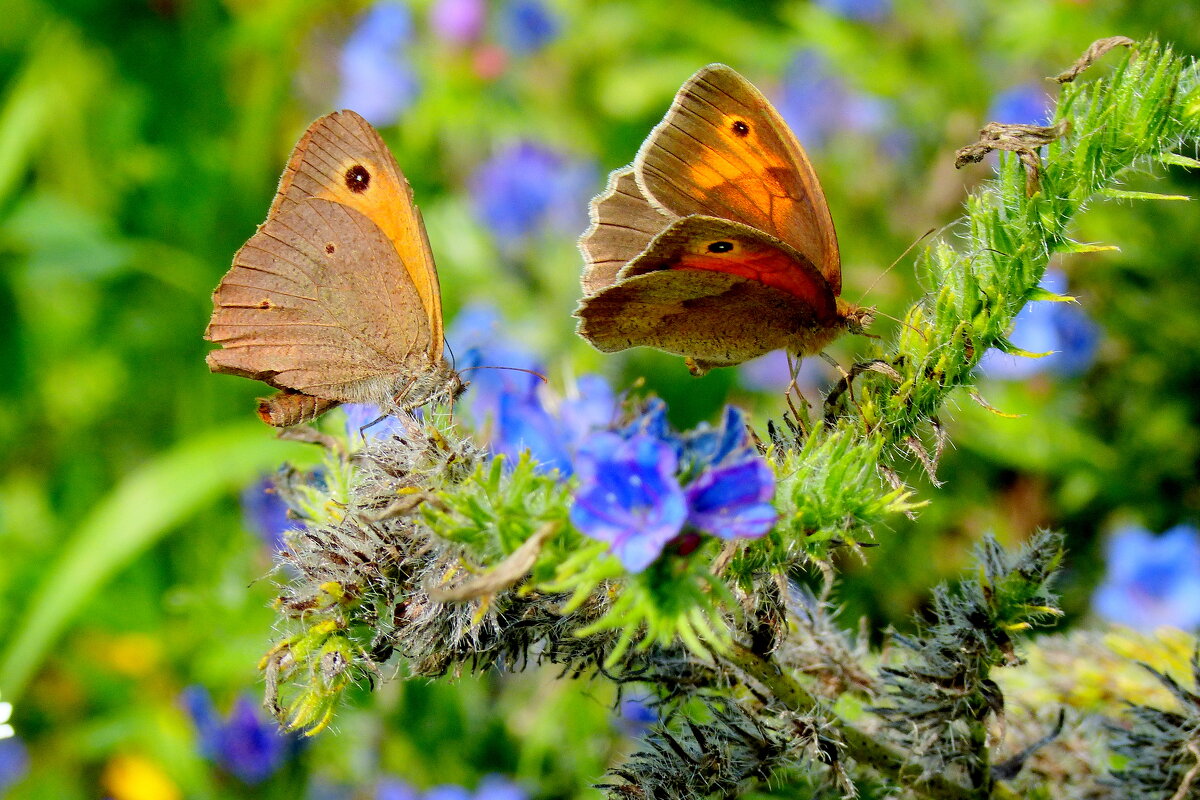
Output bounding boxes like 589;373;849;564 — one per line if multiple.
458;365;550;384
854;228;937;306
446;339;458;370
870;308;928;342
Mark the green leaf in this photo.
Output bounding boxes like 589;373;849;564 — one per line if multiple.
1100;188;1191;202
0;424;316;697
1159;152;1200;169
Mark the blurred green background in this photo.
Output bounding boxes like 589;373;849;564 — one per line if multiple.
2;0;1199;797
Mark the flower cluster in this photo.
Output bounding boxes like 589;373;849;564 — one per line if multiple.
1092;524;1200;631
571;404;777;572
182;687;300;784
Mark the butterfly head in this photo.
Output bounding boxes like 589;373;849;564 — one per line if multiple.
838;301;876;337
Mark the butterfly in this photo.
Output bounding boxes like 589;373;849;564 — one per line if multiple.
205;110;462;426
576;64;870;376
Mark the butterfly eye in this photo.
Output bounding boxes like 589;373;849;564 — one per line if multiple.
730;120;750;137
707;241;735;253
344;164;371;193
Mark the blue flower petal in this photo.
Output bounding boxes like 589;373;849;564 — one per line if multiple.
1093;524;1200;631
570;433;687;572
685;459;777;540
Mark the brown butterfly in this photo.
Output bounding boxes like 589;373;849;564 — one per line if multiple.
205;110;462;426
576;64;870;376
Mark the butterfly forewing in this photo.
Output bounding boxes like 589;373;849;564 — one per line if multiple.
207;197;433;400
269;110;444;357
634;64;842;294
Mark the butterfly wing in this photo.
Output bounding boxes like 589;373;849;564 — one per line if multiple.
267;110;444;356
633;63;842;294
206;197;434;402
579;166;676;295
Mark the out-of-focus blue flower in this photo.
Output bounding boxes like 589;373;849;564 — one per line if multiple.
343;403;404;441
617;690;657;739
498;0;559;53
815;0;891;22
377;777;422;800
471;775;528;800
429;0;486;45
571;433;688;572
1093;524;1200;632
469;142;596;251
979;268;1099;379
776;50;899;150
988;84;1053;124
337;1;420;126
0;737;28;794
447;304;616;475
738;350;834;394
182;688;298;784
241;478;292;551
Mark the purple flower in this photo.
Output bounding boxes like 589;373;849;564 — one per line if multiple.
425;789;473;800
1093;525;1200;632
815;0;891;21
241;478;292;550
337;2;420;126
182;688;298;784
498;0;559;54
570;433;688;572
988;84;1053;125
979;268;1099;379
0;738;28;794
469;142;596;251
429;0;486;45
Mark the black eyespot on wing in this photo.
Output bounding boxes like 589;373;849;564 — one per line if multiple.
325;243;336;254
345;164;371;193
731;120;750;136
707;241;734;253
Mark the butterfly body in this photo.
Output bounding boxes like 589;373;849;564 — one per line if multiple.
206;111;462;426
576;64;868;375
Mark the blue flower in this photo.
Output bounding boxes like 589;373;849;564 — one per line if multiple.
471;775;528;800
468;143;596;251
979;268;1099;379
570;433;688;572
572;406;777;571
498;0;559;54
617;690;657;739
337;2;421;126
447;304;616;475
685;458;777;540
343;403;404;441
0;737;28;794
429;0;486;45
776;51;900;150
1093;525;1200;632
988;84;1053;125
815;0;891;22
241;477;291;551
376;778;421;800
182;687;298;784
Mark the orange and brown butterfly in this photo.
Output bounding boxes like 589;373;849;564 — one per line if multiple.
205;110;463;427
576;64;871;376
